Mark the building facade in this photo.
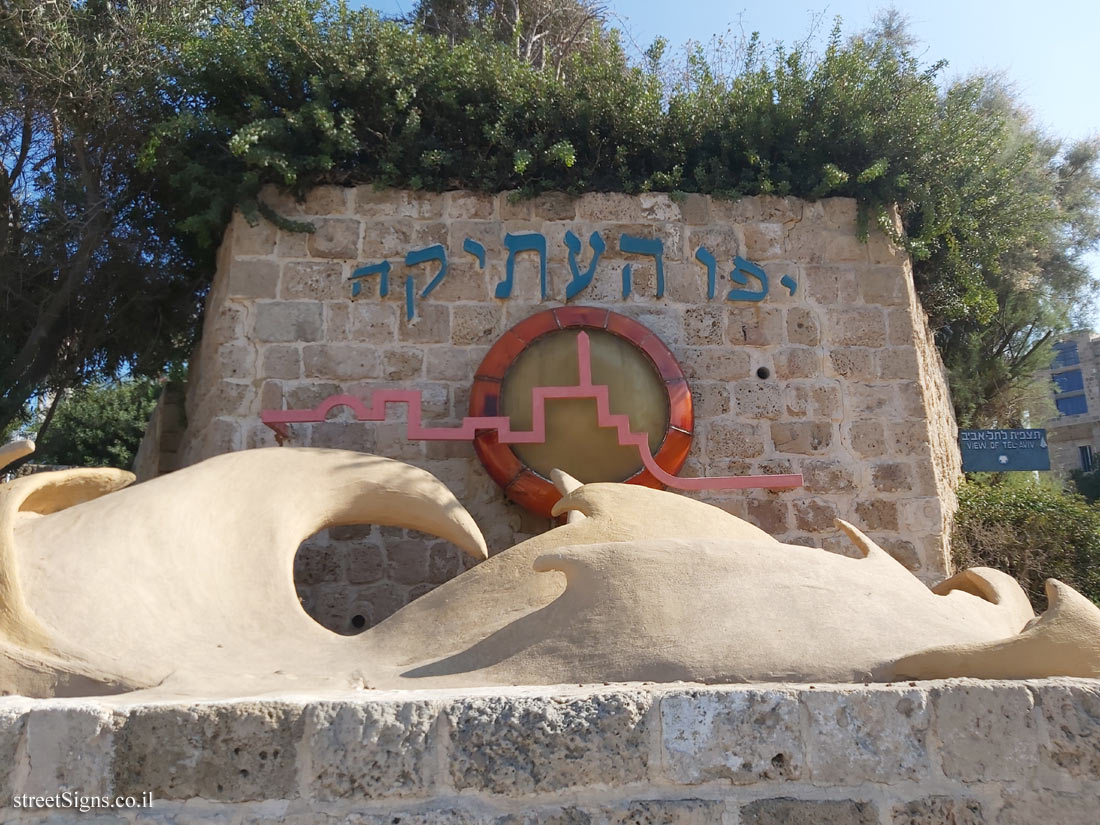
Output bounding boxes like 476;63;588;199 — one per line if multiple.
1041;331;1100;476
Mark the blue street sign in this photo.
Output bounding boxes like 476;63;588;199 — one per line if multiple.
959;429;1050;472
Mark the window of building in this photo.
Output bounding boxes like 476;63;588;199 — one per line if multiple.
1052;341;1081;369
1054;370;1085;393
1080;445;1094;472
1056;394;1089;416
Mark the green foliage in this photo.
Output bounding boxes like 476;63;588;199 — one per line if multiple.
1070;468;1100;503
32;379;161;469
0;0;210;434
952;477;1100;609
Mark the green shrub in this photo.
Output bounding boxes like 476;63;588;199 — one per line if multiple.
952;478;1100;609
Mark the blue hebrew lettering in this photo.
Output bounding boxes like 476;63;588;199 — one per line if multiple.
350;261;391;298
694;247;719;299
728;256;768;302
780;273;797;296
496;233;548;299
620;234;665;298
564;230;606;300
404;275;415;321
402;244;448;320
462;237;486;269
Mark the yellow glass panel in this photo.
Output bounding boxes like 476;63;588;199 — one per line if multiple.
500;329;669;483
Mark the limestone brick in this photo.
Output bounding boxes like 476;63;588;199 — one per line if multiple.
304;700;439;800
113;703;305;802
444;692;652;795
306;218;360;259
660;688;803;784
933;683;1039;782
254;301;324;343
228;259;280;299
741;799;878;825
802;687;931;783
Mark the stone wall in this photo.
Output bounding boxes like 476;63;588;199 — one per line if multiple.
2;680;1098;823
160;188;962;633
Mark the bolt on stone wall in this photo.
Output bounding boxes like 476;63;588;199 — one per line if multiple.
2;679;1098;823
158;187;962;634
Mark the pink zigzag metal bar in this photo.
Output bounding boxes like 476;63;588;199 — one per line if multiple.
261;331;803;491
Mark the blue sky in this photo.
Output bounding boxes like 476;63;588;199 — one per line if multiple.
357;0;1100;323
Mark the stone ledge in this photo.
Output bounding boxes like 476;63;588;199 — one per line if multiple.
1;679;1098;822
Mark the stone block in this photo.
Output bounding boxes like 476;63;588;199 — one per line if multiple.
828;348;877;380
849;382;897;416
661;688;803;785
683;306;726;345
349;302;399;343
934;683;1038;781
254;301;324;343
678;347;751;381
741;798;878;825
575;192;645;222
349;581;408;628
280;261;346;301
849;419;886;457
356;188;444;219
531;191;577;221
878;537;921;570
216;342;256;381
383;347;425;380
113;703;304;802
445;692;652;795
302;344;382;380
306;218;360;259
231;213;279;256
996;791;1098;825
18;704;116;796
446;191;495;220
304;700;439;801
746;498;789;534
801;458;858;493
872;461;914;493
346;542;386;585
887;421;931;456
398;304;451;344
770;421;833;454
1036;682;1100;785
678;193;710;224
879;347;921;380
227;259;280;299
685;226;742;261
888;307;916;345
294;542;341;585
732;381;783;419
854;499;899;531
0;701;28;800
727;306;783;346
261;345;302;380
386;539;431;585
360;220;447;259
823;232;869;262
743;223;785;259
786;307;820;346
801;265;858;305
773;347;821;379
826;307;887;347
792;498;839;532
451;304;502;346
708;420;765;458
802;687;931;783
691;382;730;417
858;266;907;305
298;185;349;215
784;381;841;420
891;797;986;825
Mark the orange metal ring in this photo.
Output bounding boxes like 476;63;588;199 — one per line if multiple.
471;307;694;517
